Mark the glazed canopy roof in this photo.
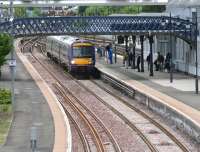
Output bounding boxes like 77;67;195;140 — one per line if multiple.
168;0;200;7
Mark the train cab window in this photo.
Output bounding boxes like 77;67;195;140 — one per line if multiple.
72;46;94;58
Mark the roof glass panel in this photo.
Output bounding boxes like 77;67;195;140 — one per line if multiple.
168;0;200;7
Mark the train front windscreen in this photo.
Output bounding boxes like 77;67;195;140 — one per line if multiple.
72;46;94;58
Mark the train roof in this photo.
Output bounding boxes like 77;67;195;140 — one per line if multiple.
47;35;94;45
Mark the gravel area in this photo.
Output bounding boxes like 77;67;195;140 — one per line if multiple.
26;49;199;152
27;54;85;152
80;80;184;152
93;79;200;152
30;51;151;152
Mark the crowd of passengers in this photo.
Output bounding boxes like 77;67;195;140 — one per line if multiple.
96;44;172;73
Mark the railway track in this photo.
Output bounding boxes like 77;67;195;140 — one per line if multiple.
56;65;189;152
27;47;190;152
64;72;159;152
60;104;90;151
30;53;121;152
89;79;190;152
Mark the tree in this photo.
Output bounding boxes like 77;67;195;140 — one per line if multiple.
78;5;165;16
78;6;87;15
0;34;12;78
14;7;27;17
32;8;42;17
142;5;166;13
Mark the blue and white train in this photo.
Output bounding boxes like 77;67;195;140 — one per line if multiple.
46;36;96;73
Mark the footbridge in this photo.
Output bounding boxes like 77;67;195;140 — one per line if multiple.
0;16;196;44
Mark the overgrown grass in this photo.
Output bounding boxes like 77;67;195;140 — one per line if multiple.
0;89;12;145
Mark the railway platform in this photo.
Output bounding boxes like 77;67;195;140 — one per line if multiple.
0;53;54;152
0;42;70;152
96;56;200;143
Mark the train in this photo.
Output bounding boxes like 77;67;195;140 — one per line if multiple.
46;36;96;73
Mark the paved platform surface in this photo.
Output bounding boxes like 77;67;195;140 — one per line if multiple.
96;56;200;111
0;52;54;152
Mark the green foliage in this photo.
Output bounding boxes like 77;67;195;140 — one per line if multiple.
32;8;42;17
142;5;166;12
0;34;12;70
78;5;165;16
14;7;27;17
0;89;11;105
78;6;87;15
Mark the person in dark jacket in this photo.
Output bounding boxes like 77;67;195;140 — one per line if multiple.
146;53;150;71
164;52;171;72
137;55;141;72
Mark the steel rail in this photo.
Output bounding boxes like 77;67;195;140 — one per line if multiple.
56;78;122;152
58;100;91;152
30;44;155;152
30;53;122;152
54;83;105;152
30;53;105;152
90;79;190;152
65;73;158;152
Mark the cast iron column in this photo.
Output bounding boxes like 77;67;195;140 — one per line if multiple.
140;35;144;72
192;9;199;94
114;35;117;63
125;35;128;53
169;13;173;83
125;35;129;66
149;35;154;76
132;35;136;69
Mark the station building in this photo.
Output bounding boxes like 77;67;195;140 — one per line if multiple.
155;0;200;76
104;1;200;76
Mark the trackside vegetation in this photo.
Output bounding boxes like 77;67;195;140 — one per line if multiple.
0;88;12;145
0;33;12;145
78;5;166;16
0;34;12;78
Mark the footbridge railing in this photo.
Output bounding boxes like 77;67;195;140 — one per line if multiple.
0;16;196;44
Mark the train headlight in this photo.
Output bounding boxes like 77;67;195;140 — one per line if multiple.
71;60;75;64
88;58;92;64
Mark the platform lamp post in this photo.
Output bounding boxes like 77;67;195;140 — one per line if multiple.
9;0;16;111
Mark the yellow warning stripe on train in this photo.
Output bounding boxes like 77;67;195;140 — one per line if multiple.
73;43;93;47
73;58;92;65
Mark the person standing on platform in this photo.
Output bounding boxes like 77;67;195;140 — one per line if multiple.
107;43;113;64
164;52;171;72
105;44;109;63
146;53;150;71
124;51;129;69
137;55;141;72
154;52;161;71
129;49;133;67
97;45;102;58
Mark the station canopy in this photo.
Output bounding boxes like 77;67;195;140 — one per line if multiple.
0;0;168;7
168;0;200;7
